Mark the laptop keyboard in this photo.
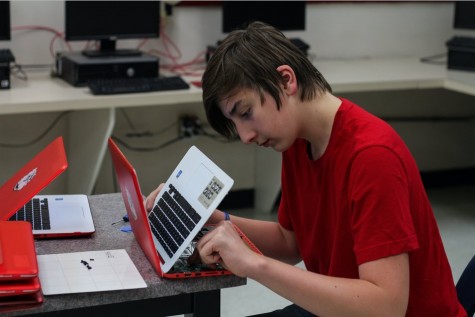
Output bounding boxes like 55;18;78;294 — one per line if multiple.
9;198;51;230
148;184;201;258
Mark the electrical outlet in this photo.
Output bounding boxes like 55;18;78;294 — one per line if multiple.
179;115;202;138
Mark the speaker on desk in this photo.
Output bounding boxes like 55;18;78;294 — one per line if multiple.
446;36;475;72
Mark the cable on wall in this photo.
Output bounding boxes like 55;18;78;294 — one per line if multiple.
12;25;73;58
0;111;71;148
420;52;447;65
110;135;185;152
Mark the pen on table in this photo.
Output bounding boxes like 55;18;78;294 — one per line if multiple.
111;214;129;226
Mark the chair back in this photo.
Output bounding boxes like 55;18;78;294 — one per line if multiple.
456;254;475;317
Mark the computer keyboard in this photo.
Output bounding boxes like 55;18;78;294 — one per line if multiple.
9;197;51;230
149;184;201;258
87;76;190;95
0;48;15;63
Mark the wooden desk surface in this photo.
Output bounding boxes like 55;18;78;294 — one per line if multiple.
2;193;245;316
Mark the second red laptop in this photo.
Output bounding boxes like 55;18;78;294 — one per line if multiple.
0;137;95;238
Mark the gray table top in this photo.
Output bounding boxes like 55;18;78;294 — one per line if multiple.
3;193;246;316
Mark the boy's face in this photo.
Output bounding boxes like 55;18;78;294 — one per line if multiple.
219;88;298;152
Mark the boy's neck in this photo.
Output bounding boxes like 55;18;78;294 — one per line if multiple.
303;92;342;160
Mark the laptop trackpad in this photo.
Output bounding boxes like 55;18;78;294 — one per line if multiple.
50;206;87;229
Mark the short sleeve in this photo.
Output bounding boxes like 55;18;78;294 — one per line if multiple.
348;146;419;265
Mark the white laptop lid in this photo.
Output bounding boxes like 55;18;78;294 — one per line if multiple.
150;146;234;273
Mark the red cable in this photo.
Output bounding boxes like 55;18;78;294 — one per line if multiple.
12;25;73;58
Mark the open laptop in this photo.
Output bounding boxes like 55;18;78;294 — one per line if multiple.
109;138;260;278
0;136;95;238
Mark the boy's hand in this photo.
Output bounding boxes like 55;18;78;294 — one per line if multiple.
194;221;259;277
144;183;165;212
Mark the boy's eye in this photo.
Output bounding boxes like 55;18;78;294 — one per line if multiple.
241;109;251;118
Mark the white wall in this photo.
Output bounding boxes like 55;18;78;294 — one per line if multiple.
1;2;462;66
168;2;457;61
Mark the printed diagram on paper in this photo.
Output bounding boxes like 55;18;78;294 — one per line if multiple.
37;249;146;295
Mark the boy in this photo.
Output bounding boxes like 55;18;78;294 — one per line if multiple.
146;22;465;316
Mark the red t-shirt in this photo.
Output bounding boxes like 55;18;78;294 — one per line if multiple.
278;98;465;316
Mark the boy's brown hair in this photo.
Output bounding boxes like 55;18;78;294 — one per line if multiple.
202;21;332;139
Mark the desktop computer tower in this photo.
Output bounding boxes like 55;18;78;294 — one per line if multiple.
0;49;14;89
0;63;10;89
56;52;159;87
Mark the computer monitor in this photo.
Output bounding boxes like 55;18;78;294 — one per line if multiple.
64;1;160;57
222;1;306;33
0;1;11;41
453;1;475;30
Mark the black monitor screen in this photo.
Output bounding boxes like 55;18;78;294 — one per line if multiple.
222;1;306;33
454;1;475;30
0;1;11;41
65;1;160;41
65;1;160;56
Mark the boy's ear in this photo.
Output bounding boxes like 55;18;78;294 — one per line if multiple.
276;65;298;96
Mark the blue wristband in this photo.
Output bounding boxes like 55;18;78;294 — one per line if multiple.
224;212;230;221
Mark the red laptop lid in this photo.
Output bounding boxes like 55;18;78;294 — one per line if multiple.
0;221;38;281
0;137;68;221
108;138;262;279
108;138;164;277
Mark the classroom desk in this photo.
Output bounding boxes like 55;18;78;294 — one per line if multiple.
1;57;475;213
2;193;246;317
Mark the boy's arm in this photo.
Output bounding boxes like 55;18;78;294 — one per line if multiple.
197;223;409;317
249;252;410;317
209;209;301;265
145;184;300;263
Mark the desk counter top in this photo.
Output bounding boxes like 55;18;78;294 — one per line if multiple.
3;193;245;316
0;73;203;115
4;57;475;116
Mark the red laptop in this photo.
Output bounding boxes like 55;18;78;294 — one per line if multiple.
0;290;44;311
0;221;38;281
0;277;41;297
0;221;44;311
108;138;261;279
0;136;95;238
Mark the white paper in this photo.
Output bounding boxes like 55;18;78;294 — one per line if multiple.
37;249;147;295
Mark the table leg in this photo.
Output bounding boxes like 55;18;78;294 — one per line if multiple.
66;108;115;194
185;289;220;317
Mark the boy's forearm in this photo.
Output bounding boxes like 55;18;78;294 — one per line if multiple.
248;255;408;317
211;210;300;263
